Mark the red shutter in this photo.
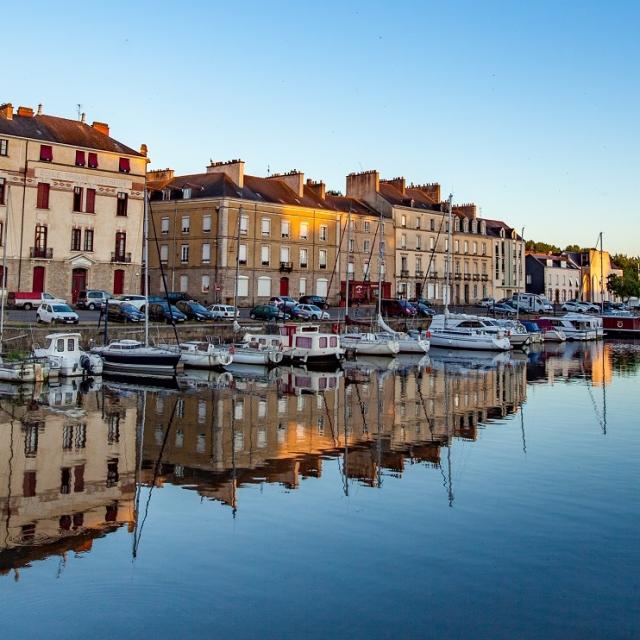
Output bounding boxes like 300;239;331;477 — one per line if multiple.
40;145;53;161
119;157;130;173
37;183;50;209
75;150;85;166
85;188;96;213
88;152;98;168
74;465;85;492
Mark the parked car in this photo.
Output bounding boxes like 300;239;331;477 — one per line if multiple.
562;300;589;313
603;301;628;312
380;299;417;317
270;296;296;308
107;302;145;323
492;303;517;316
540;297;554;312
208;304;240;320
479;297;496;308
413;301;436;317
9;291;66;310
175;300;214;321
294;304;330;320
76;289;111;310
166;292;192;305
148;302;187;324
250;304;290;321
112;294;147;311
298;295;329;309
36;303;79;324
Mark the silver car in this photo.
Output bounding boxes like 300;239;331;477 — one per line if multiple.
207;304;239;320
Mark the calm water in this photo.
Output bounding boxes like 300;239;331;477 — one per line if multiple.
1;341;638;639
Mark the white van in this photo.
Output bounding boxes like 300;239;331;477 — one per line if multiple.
511;293;545;313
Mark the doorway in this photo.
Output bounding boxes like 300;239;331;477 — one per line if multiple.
279;276;289;296
71;268;87;303
113;269;125;295
32;266;45;293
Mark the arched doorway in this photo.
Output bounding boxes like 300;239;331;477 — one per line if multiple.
71;268;87;303
32;266;45;293
113;269;125;295
279;276;289;296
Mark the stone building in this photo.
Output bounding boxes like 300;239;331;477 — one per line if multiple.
525;253;582;303
485;219;525;300
564;249;623;303
0;102;146;301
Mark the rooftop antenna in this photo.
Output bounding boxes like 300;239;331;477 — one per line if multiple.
267;164;270;176
76;103;82;120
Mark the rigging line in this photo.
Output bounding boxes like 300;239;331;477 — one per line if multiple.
419;207;448;296
3;418;15;549
325;218;349;312
364;219;381;281
580;359;605;433
133;396;179;559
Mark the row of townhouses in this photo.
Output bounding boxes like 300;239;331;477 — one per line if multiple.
0;101;533;305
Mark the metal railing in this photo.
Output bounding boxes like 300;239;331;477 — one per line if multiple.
30;247;53;259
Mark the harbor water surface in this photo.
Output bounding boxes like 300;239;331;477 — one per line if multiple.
1;341;638;639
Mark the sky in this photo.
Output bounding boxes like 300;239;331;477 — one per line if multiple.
4;0;639;254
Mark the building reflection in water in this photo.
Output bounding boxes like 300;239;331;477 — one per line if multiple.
8;344;612;575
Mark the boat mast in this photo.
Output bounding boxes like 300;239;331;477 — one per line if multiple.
599;231;604;313
444;194;453;324
0;185;10;348
377;209;384;320
143;189;150;347
345;206;351;322
233;206;242;331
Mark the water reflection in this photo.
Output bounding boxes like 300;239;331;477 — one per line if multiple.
0;341;636;576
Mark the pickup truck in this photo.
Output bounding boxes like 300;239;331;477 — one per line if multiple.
8;291;67;310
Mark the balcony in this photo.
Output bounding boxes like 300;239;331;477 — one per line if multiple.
463;274;471;281
454;273;462;280
481;274;489;281
279;261;293;272
30;247;53;259
400;269;410;278
415;270;424;278
111;252;132;263
472;274;480;281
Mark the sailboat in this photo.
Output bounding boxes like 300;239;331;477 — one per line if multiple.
93;191;180;381
428;195;511;352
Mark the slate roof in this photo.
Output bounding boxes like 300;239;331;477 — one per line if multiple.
0;113;141;156
527;253;580;269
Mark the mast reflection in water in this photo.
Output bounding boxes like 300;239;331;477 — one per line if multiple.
0;341;638;640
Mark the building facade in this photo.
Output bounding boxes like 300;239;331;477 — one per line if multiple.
565;249;623;303
486;219;525;300
0;103;147;302
525;253;581;302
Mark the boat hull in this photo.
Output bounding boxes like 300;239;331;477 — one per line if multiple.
101;352;181;380
602;315;640;336
430;332;511;351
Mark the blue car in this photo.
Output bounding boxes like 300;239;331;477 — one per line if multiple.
149;302;187;324
107;302;145;323
176;300;214;321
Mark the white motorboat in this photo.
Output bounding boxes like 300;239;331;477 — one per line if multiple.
92;340;181;380
429;313;512;351
243;324;344;365
492;319;531;348
534;319;567;342
375;331;429;353
340;331;400;356
538;316;596;341
0;357;51;383
565;313;604;339
233;340;285;366
33;332;103;377
169;341;233;370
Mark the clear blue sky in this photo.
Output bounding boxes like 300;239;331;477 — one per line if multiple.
5;0;639;254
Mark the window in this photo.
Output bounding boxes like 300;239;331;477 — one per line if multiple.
85;188;96;213
430;219;435;231
299;248;308;268
71;228;81;251
401;215;406;228
364;220;370;233
39;145;53;162
118;157;131;173
363;260;370;277
472;241;477;254
236;275;249;297
319;225;328;241
0;178;5;205
454;240;459;253
160;244;169;263
36;182;50;209
296;337;313;349
261;218;271;237
73;186;83;212
281;220;290;238
280;246;290;262
179;275;188;292
238;244;247;265
202;214;211;232
201;275;210;293
84;228;94;251
115;232;126;259
116;192;128;216
300;222;309;239
363;239;370;253
482;242;487;255
416;217;421;229
202;243;210;263
75;150;85;166
257;276;271;297
161;217;170;234
240;214;248;235
430;237;435;250
401;234;407;249
35;224;47;250
181;245;189;263
181;216;190;232
316;278;328;297
0;139;8;156
464;241;468;254
416;235;422;250
261;246;269;266
183;187;191;199
299;277;307;295
319;249;327;269
88;152;98;168
348;238;354;252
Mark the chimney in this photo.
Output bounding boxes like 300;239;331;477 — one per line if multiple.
80;112;86;123
92;121;110;137
269;170;304;198
413;182;441;203
37;104;43;115
0;103;12;120
346;170;379;205
139;143;148;157
453;203;477;219
17;106;34;117
147;168;174;181
206;159;244;188
381;176;406;194
306;179;326;200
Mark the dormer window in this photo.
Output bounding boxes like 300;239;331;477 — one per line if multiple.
183;187;192;200
454;217;460;232
75;150;86;167
162;189;171;201
480;220;486;235
499;228;505;238
118;157;131;173
40;145;53;162
471;220;477;233
463;219;469;233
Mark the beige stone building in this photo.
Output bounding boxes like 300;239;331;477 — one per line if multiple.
0;102;147;301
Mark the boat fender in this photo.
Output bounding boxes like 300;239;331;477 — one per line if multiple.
617;320;623;328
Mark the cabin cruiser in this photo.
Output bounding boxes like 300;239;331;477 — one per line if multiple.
0;356;54;383
492;319;531;348
340;331;400;357
169;341;233;370
534;318;567;342
33;332;103;377
243;324;344;365
538;316;596;341
428;313;511;351
92;340;181;380
521;320;544;343
374;330;430;354
565;313;603;339
232;339;285;366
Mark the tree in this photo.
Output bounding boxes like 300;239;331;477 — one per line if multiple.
607;272;640;302
525;240;561;254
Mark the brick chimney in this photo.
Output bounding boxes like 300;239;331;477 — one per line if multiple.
380;176;406;194
346;170;379;204
306;179;326;200
147;168;174;181
0;103;13;120
269;170;304;198
453;203;477;219
412;182;441;203
206;159;244;188
92;121;110;137
17;106;34;117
